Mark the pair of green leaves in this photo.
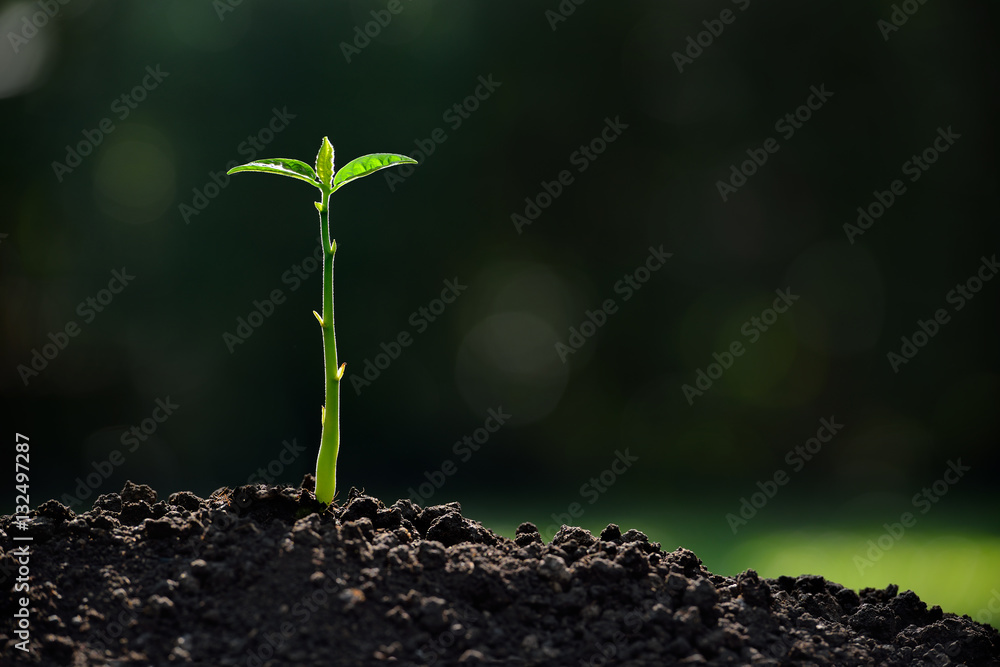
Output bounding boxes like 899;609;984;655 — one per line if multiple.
226;136;416;195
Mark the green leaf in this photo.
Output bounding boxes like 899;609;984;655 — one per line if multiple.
315;137;335;190
227;159;320;187
332;153;417;193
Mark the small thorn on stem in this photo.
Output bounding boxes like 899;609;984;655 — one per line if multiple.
335;362;346;381
313;310;324;326
321;405;325;423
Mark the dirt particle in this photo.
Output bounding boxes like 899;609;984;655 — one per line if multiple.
417;596;450;632
538;554;572;584
178;572;199;594
339;587;365;611
121;481;157;505
600;523;623;542
167;491;202;511
119;501;153;526
426;512;476;546
143;517;180;539
615;542;650;576
515;522;542;547
848;603;899;641
373;507;402;530
342;496;381;522
736;569;772;608
341;517;374;543
88;513;118;531
374;641;402;659
416;540;447;569
684;578;719;612
458;648;486;662
188;559;209;577
416;502;463;534
42;634;75;661
35;499;74;523
143;594;175;618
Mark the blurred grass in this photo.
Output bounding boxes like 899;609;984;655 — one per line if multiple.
723;532;1000;623
466;498;1000;623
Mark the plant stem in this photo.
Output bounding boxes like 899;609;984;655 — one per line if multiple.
315;188;340;505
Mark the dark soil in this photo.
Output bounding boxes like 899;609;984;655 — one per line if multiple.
2;478;998;667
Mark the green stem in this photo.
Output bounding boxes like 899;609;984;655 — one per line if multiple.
315;188;340;505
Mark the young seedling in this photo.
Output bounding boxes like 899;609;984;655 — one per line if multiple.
228;137;417;505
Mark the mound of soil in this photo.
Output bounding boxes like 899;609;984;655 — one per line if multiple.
2;478;998;666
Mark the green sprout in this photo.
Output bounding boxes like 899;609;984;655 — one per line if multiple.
228;137;417;505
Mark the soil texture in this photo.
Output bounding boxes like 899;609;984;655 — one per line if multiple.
2;477;998;666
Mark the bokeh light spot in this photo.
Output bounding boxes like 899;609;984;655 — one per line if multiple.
455;313;569;426
93;125;176;225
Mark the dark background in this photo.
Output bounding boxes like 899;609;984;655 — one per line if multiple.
1;0;997;611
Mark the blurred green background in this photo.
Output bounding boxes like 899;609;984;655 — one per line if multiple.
2;1;997;620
